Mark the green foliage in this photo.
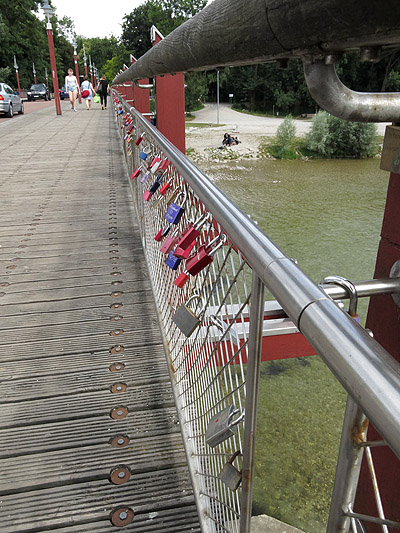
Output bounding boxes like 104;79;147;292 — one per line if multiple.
185;71;207;112
0;66;12;85
304;111;330;155
265;115;299;159
121;0;206;58
304;112;378;158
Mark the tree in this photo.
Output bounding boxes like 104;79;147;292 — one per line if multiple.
185;71;207;112
121;0;206;58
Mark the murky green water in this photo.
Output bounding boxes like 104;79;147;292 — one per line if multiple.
195;157;389;531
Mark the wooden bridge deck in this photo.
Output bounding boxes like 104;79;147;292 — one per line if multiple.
0;102;200;532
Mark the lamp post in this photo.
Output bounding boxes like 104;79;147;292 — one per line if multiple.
33;62;37;84
83;43;88;78
72;39;81;103
89;55;94;87
93;63;97;87
216;69;220;125
45;67;49;88
42;0;62;115
13;56;21;96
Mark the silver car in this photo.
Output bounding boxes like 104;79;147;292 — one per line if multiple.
0;83;24;117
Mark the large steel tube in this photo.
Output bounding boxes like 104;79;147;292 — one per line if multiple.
119;100;400;460
113;0;400;85
303;59;400;122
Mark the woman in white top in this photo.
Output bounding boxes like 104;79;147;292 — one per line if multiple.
65;68;80;112
80;76;95;110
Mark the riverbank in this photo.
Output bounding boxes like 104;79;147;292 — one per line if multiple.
186;103;388;163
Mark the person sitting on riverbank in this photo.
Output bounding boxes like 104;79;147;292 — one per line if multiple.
219;133;240;148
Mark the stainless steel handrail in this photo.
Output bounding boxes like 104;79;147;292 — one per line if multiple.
119;97;400;461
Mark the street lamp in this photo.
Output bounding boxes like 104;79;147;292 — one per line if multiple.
89;55;94;87
72;38;82;103
83;43;88;78
13;56;21;96
33;62;37;84
93;63;97;87
42;0;62;115
45;67;49;88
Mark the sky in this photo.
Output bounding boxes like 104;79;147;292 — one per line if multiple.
49;0;143;38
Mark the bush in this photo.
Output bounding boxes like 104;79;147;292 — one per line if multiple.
272;115;298;158
304;111;378;158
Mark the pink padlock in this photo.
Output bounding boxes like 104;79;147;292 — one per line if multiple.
143;190;153;201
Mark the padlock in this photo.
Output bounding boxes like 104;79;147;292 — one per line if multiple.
160;227;179;254
172;294;206;337
173;239;196;259
206;405;245;448
143;189;153;201
320;275;361;323
174;233;227;288
218;451;242;491
165;249;182;270
175;213;210;251
130;165;145;179
165;188;179;208
159;178;174;197
149;156;161;173
164;191;187;225
158;158;170;172
135;133;146;145
139;171;150;184
209;315;240;347
139;145;151;160
154;224;171;242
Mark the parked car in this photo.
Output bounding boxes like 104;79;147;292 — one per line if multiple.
0;83;24;117
26;83;51;101
59;86;69;100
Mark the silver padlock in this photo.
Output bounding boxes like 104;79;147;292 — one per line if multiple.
206;404;244;448
218;451;242;491
172;294;206;337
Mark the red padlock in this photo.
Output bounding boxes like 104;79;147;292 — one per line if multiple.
158;159;170;172
159;178;173;196
175;213;210;251
143;190;153;201
160;227;180;254
131;165;144;179
174;233;227;287
135;133;145;146
173;239;196;259
149;156;161;173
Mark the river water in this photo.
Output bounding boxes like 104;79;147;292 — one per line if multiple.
195;156;389;531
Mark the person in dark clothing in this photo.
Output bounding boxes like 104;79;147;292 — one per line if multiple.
96;75;110;110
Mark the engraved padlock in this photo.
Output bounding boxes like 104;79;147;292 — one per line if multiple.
320;275;361;323
206;404;245;448
164;191;187;225
149;155;161;173
172;294;206;337
165;249;182;270
218;451;242;491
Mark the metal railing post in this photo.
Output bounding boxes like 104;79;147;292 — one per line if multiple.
240;273;265;532
327;396;368;532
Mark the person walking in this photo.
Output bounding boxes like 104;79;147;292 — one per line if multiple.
65;68;80;112
96;75;110;110
81;76;95;110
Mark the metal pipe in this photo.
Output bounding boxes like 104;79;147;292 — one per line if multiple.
321;278;400;301
327;397;368;532
117;97;400;461
134;79;153;89
216;70;220;125
303;59;400;122
112;0;400;85
239;274;264;533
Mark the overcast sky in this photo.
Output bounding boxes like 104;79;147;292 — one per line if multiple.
49;0;143;38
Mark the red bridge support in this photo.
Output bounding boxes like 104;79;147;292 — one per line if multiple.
151;26;186;153
355;126;400;529
131;56;150;120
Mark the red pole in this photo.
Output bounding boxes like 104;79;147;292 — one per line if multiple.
46;77;49;88
73;48;82;104
15;70;21;97
84;63;88;78
34;74;37;84
46;21;62;115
